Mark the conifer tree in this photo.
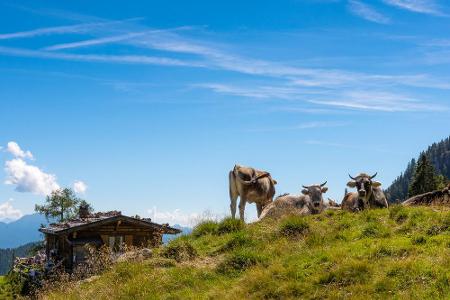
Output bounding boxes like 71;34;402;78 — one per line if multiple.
408;153;440;197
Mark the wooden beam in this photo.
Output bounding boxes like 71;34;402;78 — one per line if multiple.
115;220;122;231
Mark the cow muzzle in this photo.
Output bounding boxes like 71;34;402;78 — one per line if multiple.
358;189;366;197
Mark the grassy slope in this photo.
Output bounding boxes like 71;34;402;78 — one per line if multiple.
43;206;449;300
0;275;14;299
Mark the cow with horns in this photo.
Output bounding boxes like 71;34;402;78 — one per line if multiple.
229;164;277;222
341;173;388;212
259;181;329;220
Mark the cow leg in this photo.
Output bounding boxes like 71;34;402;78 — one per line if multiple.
256;203;263;218
239;198;246;222
230;196;237;219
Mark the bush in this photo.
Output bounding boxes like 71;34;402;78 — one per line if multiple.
217;249;267;273
192;220;219;237
161;240;198;262
279;216;309;237
217;217;244;235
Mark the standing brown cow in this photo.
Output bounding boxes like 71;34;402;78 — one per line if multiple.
341;172;388;211
229;164;277;222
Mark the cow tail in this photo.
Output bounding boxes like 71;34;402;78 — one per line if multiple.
229;171;239;202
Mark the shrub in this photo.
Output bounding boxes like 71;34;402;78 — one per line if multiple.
217;217;244;235
192;220;219;237
217;249;267;273
279;216;309;237
161;240;198;262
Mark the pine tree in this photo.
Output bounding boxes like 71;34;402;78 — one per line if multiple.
408;153;440;197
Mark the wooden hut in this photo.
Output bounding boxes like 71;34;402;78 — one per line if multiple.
39;210;181;271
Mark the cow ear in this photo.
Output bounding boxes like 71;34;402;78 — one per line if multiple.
301;189;309;195
372;181;382;187
272;179;278;185
347;181;356;188
321;187;328;193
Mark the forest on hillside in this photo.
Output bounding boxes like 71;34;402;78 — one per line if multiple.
385;136;450;202
0;243;39;275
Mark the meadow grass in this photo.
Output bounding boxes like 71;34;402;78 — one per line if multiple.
42;206;450;299
0;275;14;300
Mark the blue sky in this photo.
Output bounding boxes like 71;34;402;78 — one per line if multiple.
1;0;449;225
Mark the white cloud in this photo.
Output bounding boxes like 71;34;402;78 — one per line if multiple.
73;180;88;194
147;207;209;227
309;90;445;112
246;121;349;132
4;158;60;195
0;199;23;222
382;0;444;16
0;46;202;67
6;141;33;159
348;0;391;24
0;19;136;40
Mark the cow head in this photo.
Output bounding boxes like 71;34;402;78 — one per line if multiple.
347;173;381;209
301;181;328;214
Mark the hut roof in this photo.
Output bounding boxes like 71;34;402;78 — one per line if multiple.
39;211;181;235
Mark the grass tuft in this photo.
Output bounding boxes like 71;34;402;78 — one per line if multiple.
161;239;198;262
192;220;219;237
217;249;267;274
279;215;309;237
216;217;244;235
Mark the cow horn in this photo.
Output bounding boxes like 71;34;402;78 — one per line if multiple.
302;185;309;189
349;174;356;180
370;172;378;179
320;181;327;187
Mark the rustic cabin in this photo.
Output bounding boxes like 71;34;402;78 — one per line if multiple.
39;207;181;271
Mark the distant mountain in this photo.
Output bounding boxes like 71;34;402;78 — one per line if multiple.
385;136;450;202
0;214;48;248
163;224;193;244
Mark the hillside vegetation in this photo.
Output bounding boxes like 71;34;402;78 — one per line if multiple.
0;242;41;275
0;276;14;299
42;206;449;299
386;136;450;202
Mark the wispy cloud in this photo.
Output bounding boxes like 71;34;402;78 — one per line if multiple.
0;46;203;67
246;121;349;132
382;0;445;16
1;13;449;114
0;19;137;40
194;82;447;112
348;0;391;24
309;90;446;112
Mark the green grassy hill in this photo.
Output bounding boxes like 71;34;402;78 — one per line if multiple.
0;275;14;299
43;206;450;299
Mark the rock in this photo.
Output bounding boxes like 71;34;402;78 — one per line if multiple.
141;248;152;259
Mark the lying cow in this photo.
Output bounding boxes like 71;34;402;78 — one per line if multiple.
325;198;341;209
402;183;450;206
229;164;277;222
341;173;388;212
259;181;328;220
